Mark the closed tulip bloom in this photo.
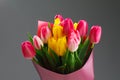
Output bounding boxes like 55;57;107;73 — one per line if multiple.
89;26;102;44
48;36;67;56
33;35;43;50
68;30;81;52
54;14;63;22
40;26;52;43
56;36;67;56
37;21;48;37
52;25;63;39
37;20;52;43
21;41;36;59
77;20;88;37
61;18;74;36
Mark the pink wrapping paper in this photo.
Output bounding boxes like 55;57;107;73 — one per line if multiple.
33;52;94;80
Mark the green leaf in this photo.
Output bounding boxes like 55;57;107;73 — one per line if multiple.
77;43;83;55
57;64;66;74
79;37;90;62
27;33;33;44
36;49;41;55
59;50;69;73
49;48;60;66
83;44;93;65
42;47;56;69
67;53;75;73
48;22;51;29
74;51;82;70
35;49;48;67
62;50;69;64
35;54;44;66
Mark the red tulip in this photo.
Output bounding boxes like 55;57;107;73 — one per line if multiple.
37;20;52;43
21;41;36;59
61;18;74;36
89;26;102;44
33;35;43;50
77;20;88;37
67;30;81;52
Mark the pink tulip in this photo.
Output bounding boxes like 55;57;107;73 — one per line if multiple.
61;18;74;36
77;20;88;37
68;30;81;52
21;41;36;59
54;14;64;21
89;26;102;44
37;20;52;43
37;21;48;37
33;35;43;50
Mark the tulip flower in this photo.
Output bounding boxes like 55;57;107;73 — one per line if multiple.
68;30;81;52
77;20;88;38
48;36;67;56
52;25;63;40
73;23;78;30
54;14;63;22
37;21;48;37
56;36;67;56
89;25;102;44
54;14;63;26
37;20;52;43
21;41;36;59
33;35;43;50
61;18;74;36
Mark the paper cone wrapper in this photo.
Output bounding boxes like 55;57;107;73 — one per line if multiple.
33;52;94;80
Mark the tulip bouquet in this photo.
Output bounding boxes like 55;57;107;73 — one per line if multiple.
21;14;102;77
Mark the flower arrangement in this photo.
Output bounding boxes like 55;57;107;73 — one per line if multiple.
21;14;102;74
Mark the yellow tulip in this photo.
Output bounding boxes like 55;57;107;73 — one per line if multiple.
56;36;67;56
54;18;61;25
52;25;64;40
48;37;57;53
74;23;78;30
48;18;67;56
48;36;67;56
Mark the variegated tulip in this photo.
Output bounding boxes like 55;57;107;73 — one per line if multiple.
68;30;81;52
33;35;43;50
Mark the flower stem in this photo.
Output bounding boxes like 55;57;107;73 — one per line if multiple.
91;43;94;48
32;57;39;64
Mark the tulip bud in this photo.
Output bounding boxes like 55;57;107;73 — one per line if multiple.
89;26;102;44
33;35;43;50
37;20;52;43
77;20;88;37
21;41;36;59
68;30;81;52
61;18;74;36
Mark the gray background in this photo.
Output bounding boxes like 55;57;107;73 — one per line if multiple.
0;0;120;80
